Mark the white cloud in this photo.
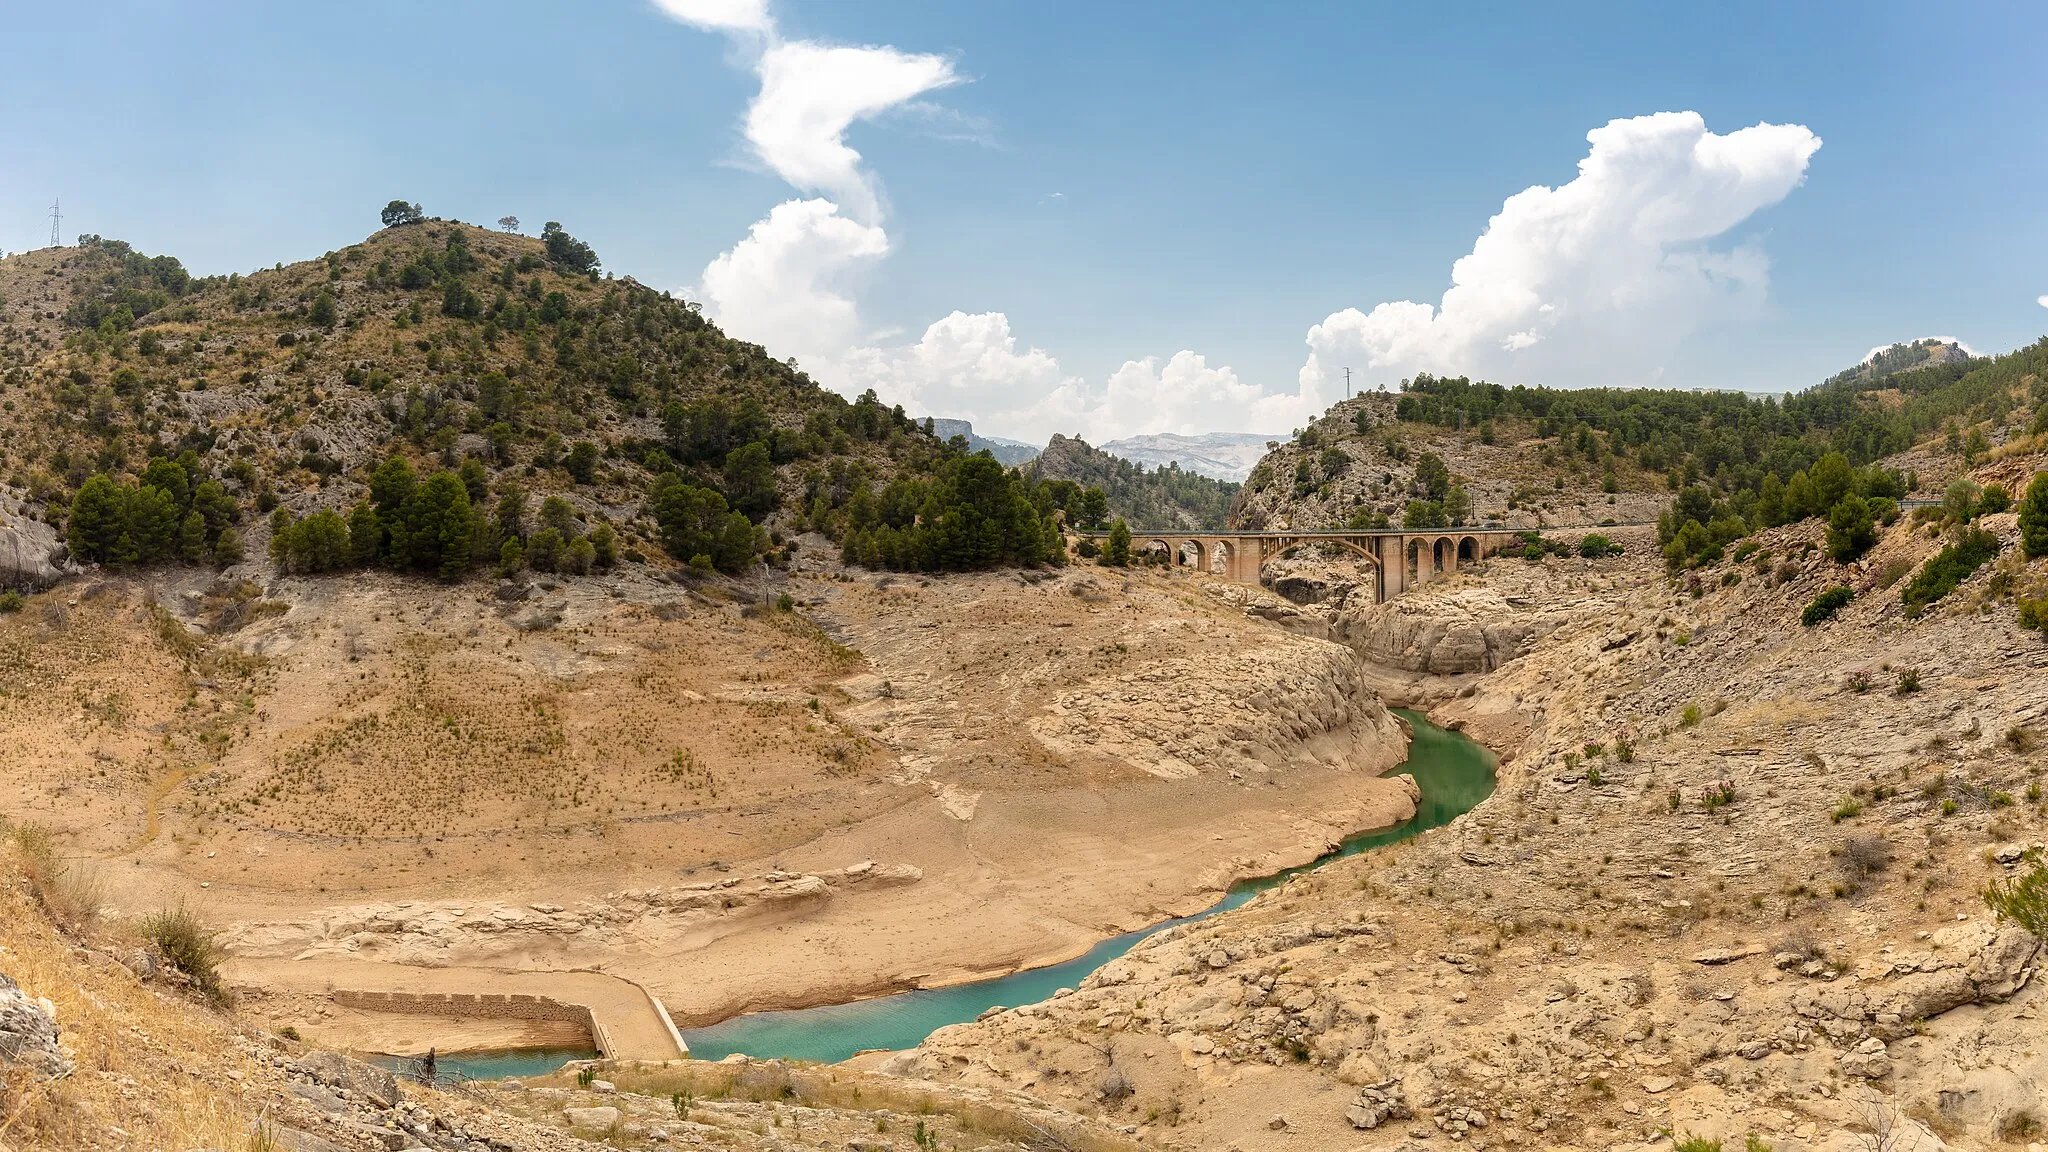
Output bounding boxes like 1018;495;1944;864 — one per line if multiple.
651;0;773;36
667;12;1826;445
1299;111;1822;396
697;198;888;362
748;41;958;221
2037;295;2048;310
840;315;1304;444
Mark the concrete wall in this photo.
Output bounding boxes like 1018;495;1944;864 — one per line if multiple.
331;989;609;1056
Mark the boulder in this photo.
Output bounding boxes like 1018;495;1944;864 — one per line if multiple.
300;1049;401;1109
0;972;70;1081
565;1106;622;1129
1967;926;2040;1001
1346;1081;1412;1130
0;508;67;590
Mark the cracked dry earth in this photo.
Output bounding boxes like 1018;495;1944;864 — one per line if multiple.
880;515;2047;1152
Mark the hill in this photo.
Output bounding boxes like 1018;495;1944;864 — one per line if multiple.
0;220;1096;589
1026;432;1240;530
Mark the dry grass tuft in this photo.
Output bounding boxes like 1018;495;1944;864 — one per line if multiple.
6;822;104;930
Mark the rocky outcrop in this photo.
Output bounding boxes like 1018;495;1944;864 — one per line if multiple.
1029;635;1408;780
0;491;68;589
0;971;70;1081
1331;585;1537;674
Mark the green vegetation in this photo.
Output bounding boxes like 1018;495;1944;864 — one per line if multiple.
1393;340;2048;570
67;453;240;568
1982;850;2047;941
1801;585;1854;626
1901;527;2001;614
1103;519;1133;566
2021;472;2048;558
836;454;1066;572
140;902;225;999
1025;434;1239;530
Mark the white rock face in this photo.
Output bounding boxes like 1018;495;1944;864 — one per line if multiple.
1331;586;1536;674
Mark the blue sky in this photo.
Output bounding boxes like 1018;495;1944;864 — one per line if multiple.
3;1;2043;441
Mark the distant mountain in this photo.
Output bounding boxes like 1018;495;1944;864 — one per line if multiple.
1026;434;1239;530
927;418;1041;467
1096;432;1281;482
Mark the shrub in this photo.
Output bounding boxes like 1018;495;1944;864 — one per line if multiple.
1801;586;1853;625
1579;534;1614;558
2019;595;2048;633
1982;849;2046;941
1831;799;1864;823
1826;495;1877;562
1901;527;2000;614
1979;484;2010;515
1838;836;1891;879
1896;667;1921;694
141;902;225;997
0;589;23;613
1673;1134;1723;1152
1680;704;1701;727
11;822;103;925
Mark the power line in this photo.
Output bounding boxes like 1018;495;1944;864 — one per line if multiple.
48;199;61;248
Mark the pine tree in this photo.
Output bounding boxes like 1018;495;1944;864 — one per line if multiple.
66;475;127;564
2021;472;2048;559
179;510;209;563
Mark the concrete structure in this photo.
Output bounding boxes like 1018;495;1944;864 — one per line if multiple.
1071;528;1523;603
229;959;689;1062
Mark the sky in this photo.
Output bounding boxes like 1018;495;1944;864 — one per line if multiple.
2;1;2044;443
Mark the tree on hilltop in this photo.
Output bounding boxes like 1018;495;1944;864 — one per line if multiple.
380;200;425;228
497;215;520;233
541;221;600;275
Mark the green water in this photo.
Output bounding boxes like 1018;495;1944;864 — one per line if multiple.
676;709;1495;1064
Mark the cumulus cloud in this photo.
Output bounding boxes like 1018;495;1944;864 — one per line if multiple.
838;316;1307;444
660;0;958;384
749;42;958;221
1300;111;1822;396
666;10;1824;443
697;199;889;361
2038;295;2048;310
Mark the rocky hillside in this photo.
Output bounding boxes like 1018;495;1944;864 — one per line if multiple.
0;223;947;590
1231;392;1670;533
1028;433;1240;530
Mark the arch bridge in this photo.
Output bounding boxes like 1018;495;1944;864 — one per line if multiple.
1071;528;1523;603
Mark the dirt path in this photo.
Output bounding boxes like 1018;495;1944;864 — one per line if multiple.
225;958;686;1062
